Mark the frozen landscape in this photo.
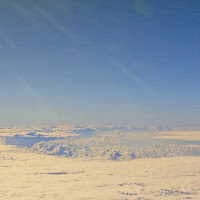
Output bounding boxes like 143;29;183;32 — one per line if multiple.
0;125;200;200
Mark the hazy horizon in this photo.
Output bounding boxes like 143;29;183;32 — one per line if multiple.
1;0;200;128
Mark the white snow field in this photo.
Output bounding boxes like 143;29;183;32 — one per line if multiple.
0;126;200;199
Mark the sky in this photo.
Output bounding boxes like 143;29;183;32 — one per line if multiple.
0;0;200;127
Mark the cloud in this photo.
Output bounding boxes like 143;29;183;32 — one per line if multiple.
30;1;75;38
133;0;154;16
0;32;15;47
6;0;75;39
15;75;59;120
111;61;151;91
17;77;38;99
7;1;40;27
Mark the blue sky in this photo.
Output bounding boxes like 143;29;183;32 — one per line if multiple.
0;0;200;127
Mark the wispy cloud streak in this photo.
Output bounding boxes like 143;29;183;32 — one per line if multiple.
0;32;15;47
6;0;75;39
111;61;151;91
30;2;75;38
17;78;37;98
7;1;40;27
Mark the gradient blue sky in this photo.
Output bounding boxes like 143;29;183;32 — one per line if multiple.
0;0;200;127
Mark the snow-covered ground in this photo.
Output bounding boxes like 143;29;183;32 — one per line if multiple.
0;125;200;199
